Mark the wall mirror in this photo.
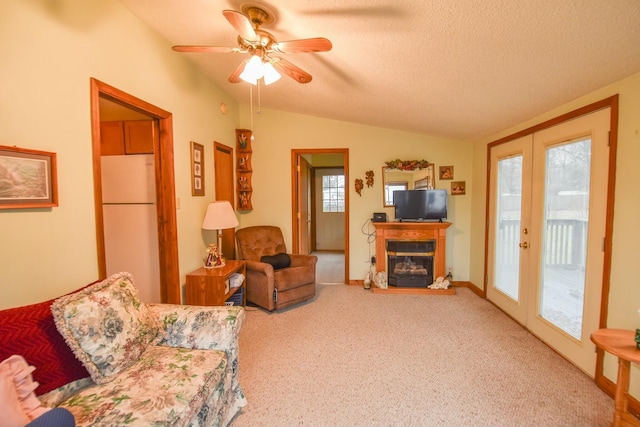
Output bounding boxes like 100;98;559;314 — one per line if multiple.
382;164;434;207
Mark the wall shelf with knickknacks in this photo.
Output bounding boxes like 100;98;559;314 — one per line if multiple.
236;129;253;211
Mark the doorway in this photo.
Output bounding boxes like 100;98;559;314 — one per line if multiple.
214;141;236;259
485;97;617;376
90;78;180;304
291;149;349;285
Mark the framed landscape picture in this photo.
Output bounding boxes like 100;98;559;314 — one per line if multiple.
0;145;58;209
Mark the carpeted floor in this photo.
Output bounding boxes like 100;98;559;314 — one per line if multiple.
231;284;613;426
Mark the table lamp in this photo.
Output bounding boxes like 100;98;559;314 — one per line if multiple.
202;201;239;268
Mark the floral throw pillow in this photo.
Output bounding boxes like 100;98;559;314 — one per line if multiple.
51;272;162;384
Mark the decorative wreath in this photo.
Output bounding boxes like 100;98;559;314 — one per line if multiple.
384;159;430;171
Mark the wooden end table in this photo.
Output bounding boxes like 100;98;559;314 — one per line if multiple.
185;260;246;306
591;329;640;427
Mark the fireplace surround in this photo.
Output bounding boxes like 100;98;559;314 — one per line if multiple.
372;221;452;293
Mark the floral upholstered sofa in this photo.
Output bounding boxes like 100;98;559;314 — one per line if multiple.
0;272;246;427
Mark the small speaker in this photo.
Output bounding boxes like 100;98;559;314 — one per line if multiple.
372;212;387;222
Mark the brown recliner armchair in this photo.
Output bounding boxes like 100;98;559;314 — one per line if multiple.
235;226;317;311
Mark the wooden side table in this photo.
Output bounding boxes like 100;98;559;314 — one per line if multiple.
591;329;640;427
185;260;246;306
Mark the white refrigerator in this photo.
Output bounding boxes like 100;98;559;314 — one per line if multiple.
101;154;160;303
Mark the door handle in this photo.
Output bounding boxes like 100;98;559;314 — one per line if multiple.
519;242;528;249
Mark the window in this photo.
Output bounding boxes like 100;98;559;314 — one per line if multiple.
322;175;345;212
384;182;408;206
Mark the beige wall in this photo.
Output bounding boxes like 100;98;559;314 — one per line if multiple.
0;0;472;309
0;0;240;308
469;72;640;395
236;106;472;284
3;0;640;400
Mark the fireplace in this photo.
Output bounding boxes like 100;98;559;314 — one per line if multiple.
372;222;451;294
387;240;435;287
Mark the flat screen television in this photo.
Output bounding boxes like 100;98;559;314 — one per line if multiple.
393;189;447;222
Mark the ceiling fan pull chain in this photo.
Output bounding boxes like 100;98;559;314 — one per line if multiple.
249;84;255;142
257;78;262;114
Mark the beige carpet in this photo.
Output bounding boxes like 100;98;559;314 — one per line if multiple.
232;284;613;426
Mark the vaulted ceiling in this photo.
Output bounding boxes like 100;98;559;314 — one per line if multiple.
120;0;640;142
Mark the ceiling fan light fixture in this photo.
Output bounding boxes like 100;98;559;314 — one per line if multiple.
239;55;263;84
262;62;281;85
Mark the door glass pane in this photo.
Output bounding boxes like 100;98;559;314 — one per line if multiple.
539;138;591;339
322;175;345;212
494;155;523;300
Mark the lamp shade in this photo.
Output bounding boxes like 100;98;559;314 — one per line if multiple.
239;55;263;85
202;201;239;230
262;61;281;85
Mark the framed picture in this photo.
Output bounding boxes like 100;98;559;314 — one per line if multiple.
0;145;58;209
451;181;466;195
190;141;204;196
439;166;454;180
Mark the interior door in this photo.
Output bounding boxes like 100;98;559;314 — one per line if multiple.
214;142;236;259
291;149;349;284
487;108;611;376
314;167;346;251
298;156;311;254
92;79;180;304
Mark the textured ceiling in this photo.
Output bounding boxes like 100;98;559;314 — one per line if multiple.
119;0;640;142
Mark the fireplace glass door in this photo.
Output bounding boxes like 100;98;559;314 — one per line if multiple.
387;240;435;287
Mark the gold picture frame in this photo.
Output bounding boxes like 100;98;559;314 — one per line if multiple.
0;145;58;209
439;165;454;180
191;141;204;196
451;181;466;195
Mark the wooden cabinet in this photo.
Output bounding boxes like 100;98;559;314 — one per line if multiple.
373;221;450;277
235;129;253;210
100;121;126;155
185;260;246;306
100;120;157;155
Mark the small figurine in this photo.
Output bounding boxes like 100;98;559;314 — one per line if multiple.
355;178;364;196
239;192;249;209
428;276;450;289
365;170;374;187
238;176;249;190
238;133;248;150
238;156;248;170
204;244;219;269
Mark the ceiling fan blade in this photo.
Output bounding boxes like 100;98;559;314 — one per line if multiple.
271;37;332;53
270;57;312;84
172;45;241;53
228;60;247;84
222;9;258;42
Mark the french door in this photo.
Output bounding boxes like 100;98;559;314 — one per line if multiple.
487;107;611;375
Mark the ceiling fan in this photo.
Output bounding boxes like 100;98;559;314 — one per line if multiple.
172;5;332;85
